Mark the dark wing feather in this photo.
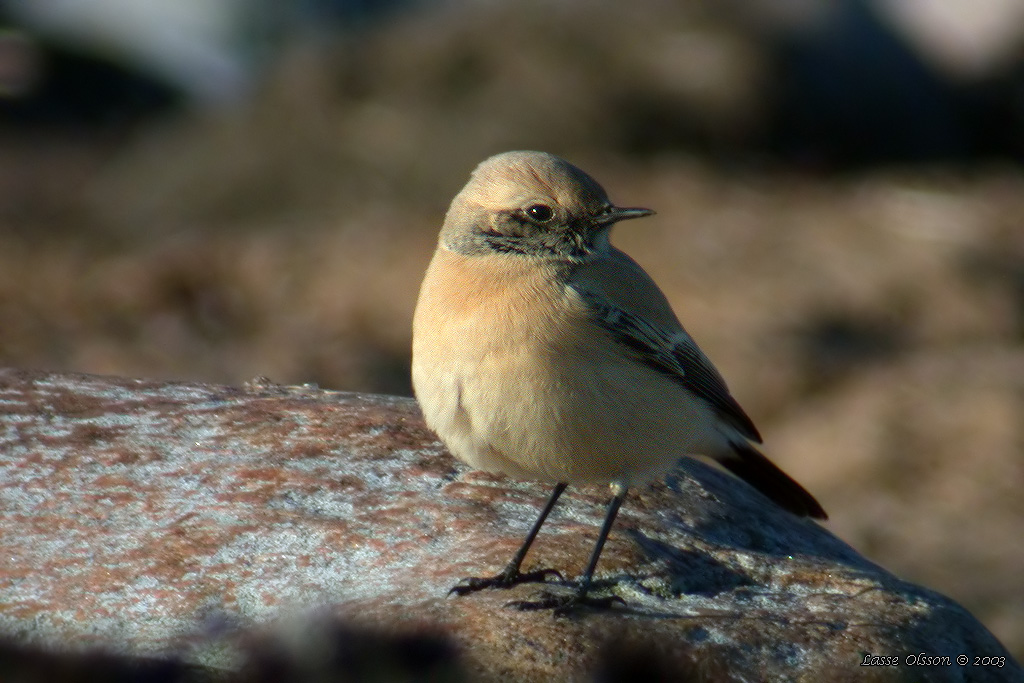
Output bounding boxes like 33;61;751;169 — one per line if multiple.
576;288;762;443
721;443;828;519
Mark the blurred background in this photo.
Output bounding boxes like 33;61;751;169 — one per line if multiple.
1;0;1022;660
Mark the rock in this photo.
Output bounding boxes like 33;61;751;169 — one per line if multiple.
0;368;1019;681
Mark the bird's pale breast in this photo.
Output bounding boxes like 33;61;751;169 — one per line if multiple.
412;248;721;486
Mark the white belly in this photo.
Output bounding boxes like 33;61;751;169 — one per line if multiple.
416;352;718;485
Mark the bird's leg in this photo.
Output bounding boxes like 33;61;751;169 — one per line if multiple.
449;482;567;595
508;484;628;614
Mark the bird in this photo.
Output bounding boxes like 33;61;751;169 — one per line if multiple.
411;150;826;612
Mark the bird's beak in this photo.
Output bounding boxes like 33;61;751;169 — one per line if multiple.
596;205;655;226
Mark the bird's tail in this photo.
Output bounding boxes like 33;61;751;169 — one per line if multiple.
719;443;827;519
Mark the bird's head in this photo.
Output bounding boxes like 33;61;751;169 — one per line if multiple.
440;151;653;260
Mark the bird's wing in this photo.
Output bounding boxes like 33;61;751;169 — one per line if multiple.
568;249;762;443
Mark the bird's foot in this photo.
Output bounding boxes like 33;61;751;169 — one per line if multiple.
448;567;563;596
506;588;626;616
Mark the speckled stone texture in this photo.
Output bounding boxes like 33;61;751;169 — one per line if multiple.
0;368;1019;682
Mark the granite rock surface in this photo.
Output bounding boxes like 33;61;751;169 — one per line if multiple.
0;368;1019;681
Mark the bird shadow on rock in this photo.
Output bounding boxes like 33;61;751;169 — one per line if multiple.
661;457;876;569
589;457;913;618
625;533;756;598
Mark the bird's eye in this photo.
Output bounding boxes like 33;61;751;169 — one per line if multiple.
526;204;553;222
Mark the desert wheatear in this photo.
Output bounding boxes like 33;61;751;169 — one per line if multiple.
412;151;826;611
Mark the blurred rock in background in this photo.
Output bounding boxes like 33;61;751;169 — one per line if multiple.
1;0;1022;662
